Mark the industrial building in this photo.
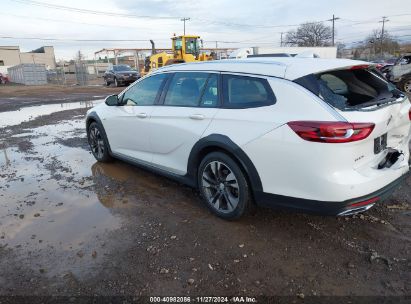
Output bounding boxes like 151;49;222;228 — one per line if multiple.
0;46;56;74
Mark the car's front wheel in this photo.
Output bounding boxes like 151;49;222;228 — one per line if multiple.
400;76;411;93
104;77;110;86
87;122;112;162
198;152;251;219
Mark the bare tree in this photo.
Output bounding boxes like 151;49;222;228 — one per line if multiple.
284;22;332;47
364;29;399;57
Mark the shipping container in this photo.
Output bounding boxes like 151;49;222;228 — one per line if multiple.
7;64;47;85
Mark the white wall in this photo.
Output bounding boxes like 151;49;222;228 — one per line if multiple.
229;47;337;59
0;66;10;74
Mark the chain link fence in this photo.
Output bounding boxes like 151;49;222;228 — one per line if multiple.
46;68;66;85
47;62;101;86
74;62;89;86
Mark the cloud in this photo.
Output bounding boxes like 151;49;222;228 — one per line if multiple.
0;0;410;59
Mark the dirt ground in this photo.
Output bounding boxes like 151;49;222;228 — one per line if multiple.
0;86;410;302
0;84;122;112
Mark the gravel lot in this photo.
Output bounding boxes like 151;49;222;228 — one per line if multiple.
0;85;410;301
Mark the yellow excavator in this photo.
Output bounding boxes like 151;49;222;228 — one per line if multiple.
142;35;215;75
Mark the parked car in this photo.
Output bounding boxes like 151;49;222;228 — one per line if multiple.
383;54;411;93
0;73;9;84
103;64;140;87
86;58;411;219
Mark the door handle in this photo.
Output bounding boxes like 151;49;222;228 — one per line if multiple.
189;114;205;120
136;113;148;118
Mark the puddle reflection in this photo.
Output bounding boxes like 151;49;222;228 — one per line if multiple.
0;100;102;128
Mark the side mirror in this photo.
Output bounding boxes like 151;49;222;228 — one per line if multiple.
105;94;119;106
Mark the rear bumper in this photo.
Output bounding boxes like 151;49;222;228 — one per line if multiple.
254;171;409;216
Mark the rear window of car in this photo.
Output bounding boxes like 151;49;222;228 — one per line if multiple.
294;68;403;110
222;74;275;108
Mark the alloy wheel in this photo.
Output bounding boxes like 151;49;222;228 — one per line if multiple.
201;161;240;213
89;125;105;159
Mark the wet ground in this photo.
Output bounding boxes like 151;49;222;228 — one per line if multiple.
0;95;410;299
0;84;121;112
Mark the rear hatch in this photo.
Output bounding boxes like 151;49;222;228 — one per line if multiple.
295;65;411;173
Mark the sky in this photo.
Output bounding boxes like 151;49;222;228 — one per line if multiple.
1;0;411;60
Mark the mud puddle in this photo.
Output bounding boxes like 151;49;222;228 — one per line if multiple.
0;100;102;128
0;115;204;283
0;103;410;296
0;120;121;277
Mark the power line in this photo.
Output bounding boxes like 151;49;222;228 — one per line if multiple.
8;0;322;29
0;35;279;45
0;36;152;42
8;0;411;31
2;12;179;29
10;0;184;19
5;0;411;46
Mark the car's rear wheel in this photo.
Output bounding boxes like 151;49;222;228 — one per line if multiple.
198;152;251;219
87;122;112;162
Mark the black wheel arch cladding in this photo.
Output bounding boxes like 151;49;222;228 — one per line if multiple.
86;112;112;155
187;134;263;194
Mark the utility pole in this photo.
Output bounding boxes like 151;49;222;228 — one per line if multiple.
181;17;190;35
379;16;389;57
280;32;283;47
327;14;340;46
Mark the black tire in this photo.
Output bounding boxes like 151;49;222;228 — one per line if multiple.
87;122;113;162
104;77;110;86
114;77;120;87
198;152;251;220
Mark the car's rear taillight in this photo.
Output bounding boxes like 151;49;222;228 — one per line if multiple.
409;108;411;120
287;121;375;143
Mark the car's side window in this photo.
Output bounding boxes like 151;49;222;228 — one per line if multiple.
222;74;275;108
121;73;167;106
200;74;219;107
163;72;209;107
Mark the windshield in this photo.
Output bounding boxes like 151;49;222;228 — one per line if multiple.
174;38;183;51
185;38;200;55
294;68;403;110
113;65;132;71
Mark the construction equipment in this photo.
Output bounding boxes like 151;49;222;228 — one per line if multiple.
142;35;214;75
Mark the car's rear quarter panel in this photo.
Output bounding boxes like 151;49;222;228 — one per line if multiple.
241;79;410;202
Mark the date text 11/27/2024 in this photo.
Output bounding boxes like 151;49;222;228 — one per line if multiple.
149;296;257;303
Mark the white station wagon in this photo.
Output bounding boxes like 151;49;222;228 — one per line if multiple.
86;58;411;219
